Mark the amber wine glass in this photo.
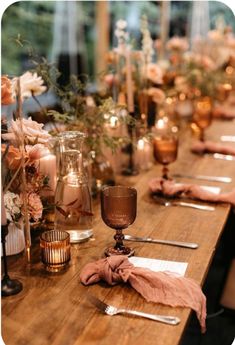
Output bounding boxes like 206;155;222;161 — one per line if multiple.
101;186;137;257
193;97;212;141
153;118;178;180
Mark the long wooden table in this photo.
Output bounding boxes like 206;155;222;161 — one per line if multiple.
2;120;235;345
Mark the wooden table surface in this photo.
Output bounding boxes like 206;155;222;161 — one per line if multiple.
2;120;235;345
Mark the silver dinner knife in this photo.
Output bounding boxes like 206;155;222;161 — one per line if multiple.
212;153;235;161
173;173;232;183
124;235;199;249
220;135;235;143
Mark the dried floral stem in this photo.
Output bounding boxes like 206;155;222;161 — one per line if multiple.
16;78;31;262
3;158;28;194
32;94;59;133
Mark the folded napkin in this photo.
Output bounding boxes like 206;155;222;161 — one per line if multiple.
80;255;207;333
191;140;235;156
149;178;235;206
213;104;235;120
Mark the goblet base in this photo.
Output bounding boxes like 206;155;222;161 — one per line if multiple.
105;246;134;257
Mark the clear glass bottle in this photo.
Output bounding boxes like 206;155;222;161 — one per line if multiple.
54;131;93;243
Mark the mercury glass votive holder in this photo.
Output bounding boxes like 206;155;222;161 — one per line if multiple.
40;230;70;272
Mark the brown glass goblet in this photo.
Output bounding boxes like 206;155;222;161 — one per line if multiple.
101;186;137;257
193;96;212;142
152;119;178;180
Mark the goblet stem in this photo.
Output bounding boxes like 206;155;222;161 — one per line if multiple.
114;229;124;251
162;165;169;180
199;129;205;142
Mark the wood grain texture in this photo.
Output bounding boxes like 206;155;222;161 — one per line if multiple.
2;120;235;345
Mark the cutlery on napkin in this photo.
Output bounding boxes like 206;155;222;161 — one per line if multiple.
211;153;235;161
88;294;180;325
124;234;198;249
152;196;215;211
173;173;232;184
148;178;235;206
191;141;235;157
221;135;235;143
80;256;206;333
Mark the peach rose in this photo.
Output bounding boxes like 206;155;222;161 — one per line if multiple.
146;63;163;85
1;144;26;170
12;72;47;99
166;37;189;52
2;117;51;144
147;88;165;104
23;192;43;221
1;76;15;105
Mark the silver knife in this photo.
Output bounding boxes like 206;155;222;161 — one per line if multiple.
220;135;235;143
212;153;235;161
173;173;232;183
124;235;198;249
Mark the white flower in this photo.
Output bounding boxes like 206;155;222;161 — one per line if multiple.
2;117;51;144
12;71;47;99
116;19;127;30
166;37;189;52
207;30;224;42
4;192;22;223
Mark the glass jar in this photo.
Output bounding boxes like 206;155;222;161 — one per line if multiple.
54;131;93;243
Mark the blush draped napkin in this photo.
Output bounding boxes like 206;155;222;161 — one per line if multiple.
149;178;235;206
213;104;235;120
191;141;235;156
213;95;235;120
80;255;207;333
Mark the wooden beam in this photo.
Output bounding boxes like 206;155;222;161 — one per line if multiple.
95;1;110;89
159;1;171;59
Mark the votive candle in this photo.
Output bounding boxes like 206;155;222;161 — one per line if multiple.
40;230;70;272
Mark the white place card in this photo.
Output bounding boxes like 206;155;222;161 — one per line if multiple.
129;257;188;276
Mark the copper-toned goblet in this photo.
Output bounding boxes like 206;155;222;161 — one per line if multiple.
153;118;178;180
101;186;137;257
193;96;212;142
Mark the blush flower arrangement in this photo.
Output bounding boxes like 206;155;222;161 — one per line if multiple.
1;74;51;230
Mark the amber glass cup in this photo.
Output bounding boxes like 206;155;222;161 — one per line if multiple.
40;230;71;272
101;186;137;257
153;119;178;180
193;96;212;141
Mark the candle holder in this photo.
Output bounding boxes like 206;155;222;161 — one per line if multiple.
122;124;139;176
40;230;70;272
1;224;23;297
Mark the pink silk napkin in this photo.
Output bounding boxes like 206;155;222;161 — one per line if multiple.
80;255;207;333
149;178;235;206
191;141;235;156
213;104;235;120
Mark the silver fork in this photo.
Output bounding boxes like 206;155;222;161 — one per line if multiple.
88;295;180;325
152;196;215;211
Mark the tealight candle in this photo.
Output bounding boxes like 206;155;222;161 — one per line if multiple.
40;231;70;272
135;138;153;171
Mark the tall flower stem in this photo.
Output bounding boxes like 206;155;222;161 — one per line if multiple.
32;94;60;133
16;78;31;263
